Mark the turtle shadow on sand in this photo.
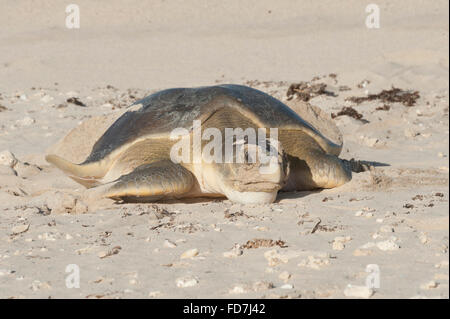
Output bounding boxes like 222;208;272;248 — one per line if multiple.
46;85;386;205
117;159;390;204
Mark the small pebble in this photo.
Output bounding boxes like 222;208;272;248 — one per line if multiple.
420;281;439;290
344;285;374;298
11;224;29;235
360;242;376;249
404;128;418;138
380;225;395;233
364;137;379;147
46;192;77;214
298;255;330;270
98;246;121;258
97;251;108;258
38;232;58;241
278;271;291;282
332;241;345;251
280;284;294;289
223;244;243;258
129;279;138;285
372;232;381;239
30;280;51;291
163;239;177;248
418;232;428;244
0;269;13;276
101;103;114;109
180;248;199;259
229;285;248;294
0;150;17;168
16;117;35;126
434;260;449;268
176;277;198;288
376;240;400;251
148;291;161;298
264;250;289;266
252;281;274;291
254;226;268;231
40;94;54;103
332;236;352;250
353;249;373;256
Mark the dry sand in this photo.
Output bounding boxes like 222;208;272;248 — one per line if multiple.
0;0;448;298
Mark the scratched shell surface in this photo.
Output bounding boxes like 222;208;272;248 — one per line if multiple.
83;84;330;163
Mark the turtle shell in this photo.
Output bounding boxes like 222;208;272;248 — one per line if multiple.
83;84;341;164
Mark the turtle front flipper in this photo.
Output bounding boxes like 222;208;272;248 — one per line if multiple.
280;130;352;191
98;160;196;202
284;151;352;191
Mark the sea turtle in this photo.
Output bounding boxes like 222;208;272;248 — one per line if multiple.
46;84;360;204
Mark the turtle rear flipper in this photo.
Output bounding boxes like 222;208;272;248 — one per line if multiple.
98;160;195;202
46;154;107;188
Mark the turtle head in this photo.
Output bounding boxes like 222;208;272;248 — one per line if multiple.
211;138;289;204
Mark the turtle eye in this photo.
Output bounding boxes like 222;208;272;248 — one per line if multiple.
265;139;272;154
243;147;258;164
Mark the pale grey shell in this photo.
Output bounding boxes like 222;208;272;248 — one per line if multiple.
84;84;340;163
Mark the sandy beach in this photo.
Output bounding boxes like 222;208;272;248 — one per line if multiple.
0;0;448;299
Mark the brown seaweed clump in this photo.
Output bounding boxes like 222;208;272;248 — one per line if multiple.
286;81;328;101
331;106;368;122
66;97;86;107
346;87;420;106
242;238;288;249
375;104;391;111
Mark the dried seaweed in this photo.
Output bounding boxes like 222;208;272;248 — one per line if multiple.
375;104;391;111
346;87;420;106
66;97;86;107
331;106;368;122
286;82;329;101
242;238;287;249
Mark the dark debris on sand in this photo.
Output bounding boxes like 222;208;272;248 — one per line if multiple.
346;87;420;107
331;106;368;122
242;238;288;249
375;104;391;111
286;81;329;101
338;85;351;91
244;80;288;88
66;97;86;107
